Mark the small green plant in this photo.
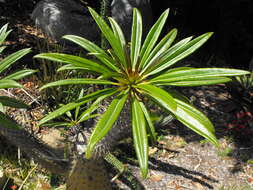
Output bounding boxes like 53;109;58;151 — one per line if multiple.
231;71;253;111
43;89;98;128
0;24;36;125
217;147;233;158
35;39;84;107
35;8;250;178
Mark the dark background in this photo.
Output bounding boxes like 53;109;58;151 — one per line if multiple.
1;0;253;70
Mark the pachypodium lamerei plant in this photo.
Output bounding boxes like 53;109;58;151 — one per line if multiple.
0;24;36;125
35;8;250;178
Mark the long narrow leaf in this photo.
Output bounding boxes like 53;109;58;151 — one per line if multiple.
131;8;142;70
63;35;120;72
0;96;29;108
39;88;118;125
0;79;22;89
139;102;157;142
108;17;126;51
162;92;218;146
34;53;111;75
137;84;177;112
78;93;112;123
156;77;232;86
40;78;116;90
151;68;250;83
139;9;169;68
74;89;84;120
141;32;188;75
86;92;128;158
0;46;6;54
148;33;213;76
88;7;127;69
0;48;31;73
41;122;72;128
0;112;21;130
3;69;37;80
175;102;218;145
57;64;88;72
132;98;148;178
0;24;11;45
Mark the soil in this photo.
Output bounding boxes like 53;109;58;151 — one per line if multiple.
1;1;253;190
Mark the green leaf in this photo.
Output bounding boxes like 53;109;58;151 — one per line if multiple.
139;102;157;142
170;96;218;146
0;96;29;109
137;84;177;112
0;46;6;54
88;7;127;69
131;8;142;70
0;102;4;113
132;98;148;178
108;17;126;50
148;33;213;76
57;64;88;72
78;93;112;123
41;122;71;128
0;48;31;74
0;79;22;89
39;88;118;125
34;53;111;75
139;9;169;69
86;92;128;158
74;89;84;120
157;77;232;86
140;28;178;73
0;112;21;130
40;78;116;90
62;35;120;72
151;67;250;86
0;24;11;45
151;68;250;83
3;69;37;80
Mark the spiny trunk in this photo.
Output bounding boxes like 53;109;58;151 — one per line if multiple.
0;125;70;175
67;157;112;190
0;101;131;190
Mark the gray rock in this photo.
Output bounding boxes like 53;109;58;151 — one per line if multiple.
31;0;152;44
31;0;100;44
111;0;152;40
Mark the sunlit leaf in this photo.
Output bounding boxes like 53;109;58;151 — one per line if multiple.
0;79;22;89
132;98;148;178
88;7;127;69
63;35;120;72
131;8;142;70
3;69;37;80
0;48;31;74
39;88;117;125
34;53;111;75
86;92;128;158
137;84;177;112
140;28;178;73
148;33;212;76
139;102;157;142
40;78;116;90
139;9;169;69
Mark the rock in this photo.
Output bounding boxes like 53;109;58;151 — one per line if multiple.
31;0;100;45
31;0;153;44
111;0;153;40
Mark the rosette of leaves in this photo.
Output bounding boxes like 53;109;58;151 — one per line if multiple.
0;24;36;127
35;8;250;178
